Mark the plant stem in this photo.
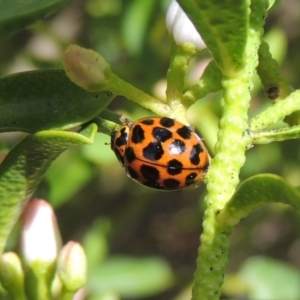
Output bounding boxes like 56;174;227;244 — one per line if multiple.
191;0;267;298
192;75;253;300
250;90;300;132
108;74;171;116
165;39;198;124
182;61;222;106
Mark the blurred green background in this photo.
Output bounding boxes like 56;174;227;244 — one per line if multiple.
1;0;300;299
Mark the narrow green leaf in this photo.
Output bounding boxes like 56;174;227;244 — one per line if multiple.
251;125;300;144
0;69;115;133
219;174;300;226
0;124;98;253
0;0;70;39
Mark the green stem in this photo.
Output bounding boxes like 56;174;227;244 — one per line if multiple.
166;39;196;107
192;75;253;300
164;39;199;124
250;90;300;132
107;74;171;116
191;0;267;298
24;261;56;300
182;60;222;106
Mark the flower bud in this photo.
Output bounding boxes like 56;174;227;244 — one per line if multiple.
21;199;62;266
166;0;206;51
0;252;26;300
57;241;87;292
64;45;113;92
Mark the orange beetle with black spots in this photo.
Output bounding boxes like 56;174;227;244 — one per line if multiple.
111;116;210;191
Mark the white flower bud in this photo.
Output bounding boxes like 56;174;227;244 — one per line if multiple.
21;199;62;265
166;0;206;51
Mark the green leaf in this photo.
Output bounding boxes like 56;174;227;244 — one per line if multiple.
0;0;70;39
240;256;300;300
177;0;248;76
0;124;97;253
219;174;300;226
88;256;174;298
0;69;115;133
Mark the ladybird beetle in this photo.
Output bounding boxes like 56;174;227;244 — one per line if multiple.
111;116;210;191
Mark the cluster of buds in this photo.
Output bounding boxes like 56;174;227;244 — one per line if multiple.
0;199;87;300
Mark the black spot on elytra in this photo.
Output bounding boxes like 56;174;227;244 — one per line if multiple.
159;117;175;128
169;139;186;155
144;181;164;190
152;127;172;142
190;144;203;165
140;164;160;181
163;178;181;189
167;159;183;175
143;142;164;161
131;125;145;143
141;119;154;125
125;147;136;163
185;172;198;186
126;165;139;179
177;126;192;139
114;128;128;147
